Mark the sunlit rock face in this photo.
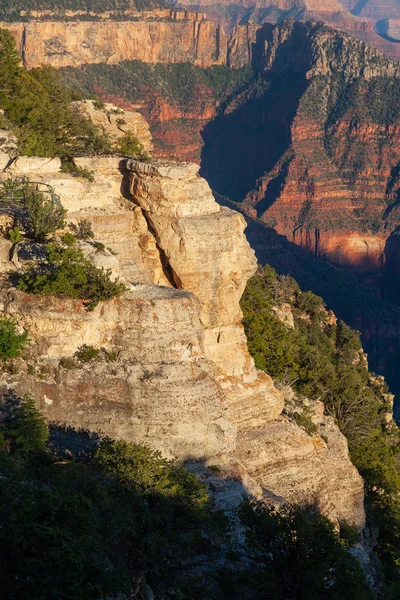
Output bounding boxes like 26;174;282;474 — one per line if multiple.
0;151;364;526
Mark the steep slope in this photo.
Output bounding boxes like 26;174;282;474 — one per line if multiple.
167;0;400;60
200;21;400;273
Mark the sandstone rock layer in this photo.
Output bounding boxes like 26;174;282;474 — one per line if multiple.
0;153;364;526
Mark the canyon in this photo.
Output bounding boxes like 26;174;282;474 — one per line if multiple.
0;12;399;410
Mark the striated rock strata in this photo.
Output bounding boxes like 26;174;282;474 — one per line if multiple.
200;21;400;276
2;13;226;70
0;153;364;526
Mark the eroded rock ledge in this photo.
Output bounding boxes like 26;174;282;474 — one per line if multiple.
0;154;364;527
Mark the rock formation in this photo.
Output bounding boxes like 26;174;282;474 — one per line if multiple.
0;147;364;527
3;12;228;70
200;21;400;275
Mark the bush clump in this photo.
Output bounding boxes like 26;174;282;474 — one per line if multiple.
17;243;126;310
69;219;94;240
74;344;99;363
239;500;372;600
22;190;67;241
0;394;48;455
116;131;147;158
0;316;29;360
241;263;400;593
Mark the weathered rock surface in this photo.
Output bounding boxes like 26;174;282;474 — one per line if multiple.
0;153;364;526
1;288;236;460
3;12;227;70
127;159;284;425
235;414;365;527
74;100;153;154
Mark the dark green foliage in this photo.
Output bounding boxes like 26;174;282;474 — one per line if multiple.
116;131;147;158
94;438;210;508
0;403;221;600
0;399;371;600
241;264;400;591
289;410;318;435
17;243;126;310
61;158;95;181
0;316;29;360
0;395;49;455
74;344;99;363
0;30;113;158
22;189;67;241
92;99;105;110
61;232;77;246
239;500;372;600
8;226;21;244
92;240;105;252
69;218;95;240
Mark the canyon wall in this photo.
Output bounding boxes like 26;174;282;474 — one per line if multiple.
199;21;400;274
0;147;364;527
1;11;254;70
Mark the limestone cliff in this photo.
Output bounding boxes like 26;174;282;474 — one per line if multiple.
3;12;227;70
0;150;364;527
169;0;400;62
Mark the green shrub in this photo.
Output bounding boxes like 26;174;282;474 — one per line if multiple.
116;131;147;158
289;410;318;435
60;232;76;246
94;438;210;508
60;159;95;182
8;226;20;244
22;190;67;241
93;240;105;252
17;243;126;310
339;521;360;548
69;219;94;240
1;394;48;455
0;316;29;359
239;500;372;599
92;99;105;110
74;344;99;363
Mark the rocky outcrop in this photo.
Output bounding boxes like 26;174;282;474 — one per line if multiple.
126;160;284;428
74;100;153;154
0;151;364;526
1;287;237;460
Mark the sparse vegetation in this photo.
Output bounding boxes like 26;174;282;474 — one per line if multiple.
69;219;94;240
0;316;29;360
60;232;76;246
22;189;67;241
74;344;99;363
17;243;126;310
116;131;147;158
241;264;400;593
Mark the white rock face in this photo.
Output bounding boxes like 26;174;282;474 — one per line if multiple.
127;159;284;425
0;154;365;527
2;287;236;460
6;156;62;174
